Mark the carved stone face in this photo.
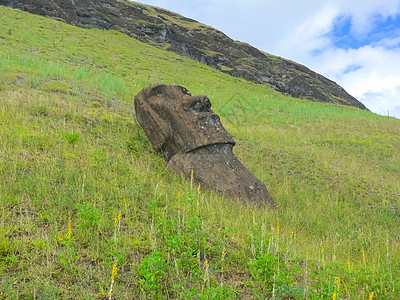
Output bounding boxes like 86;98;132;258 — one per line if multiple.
134;84;274;205
134;84;235;161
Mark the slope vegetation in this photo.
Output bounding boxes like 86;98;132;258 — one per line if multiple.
0;6;400;299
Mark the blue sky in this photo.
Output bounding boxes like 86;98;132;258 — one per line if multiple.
330;13;400;49
135;0;400;118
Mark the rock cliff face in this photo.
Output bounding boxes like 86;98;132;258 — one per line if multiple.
0;0;368;110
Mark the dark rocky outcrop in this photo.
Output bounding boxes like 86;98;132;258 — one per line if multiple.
0;0;368;110
135;84;275;205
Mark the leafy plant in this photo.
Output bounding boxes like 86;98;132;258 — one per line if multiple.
139;250;169;296
62;131;81;144
249;251;302;298
77;202;101;230
57;223;78;274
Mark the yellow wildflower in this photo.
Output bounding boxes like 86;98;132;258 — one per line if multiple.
344;283;350;295
111;263;118;279
67;222;72;239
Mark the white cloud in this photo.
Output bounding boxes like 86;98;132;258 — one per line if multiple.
338;47;400;117
279;6;339;56
360;88;400;117
339;0;400;36
276;2;400;118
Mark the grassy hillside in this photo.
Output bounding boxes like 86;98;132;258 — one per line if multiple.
1;6;400;299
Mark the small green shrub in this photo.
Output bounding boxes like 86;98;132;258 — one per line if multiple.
77;202;101;230
57;223;77;274
62;131;81;144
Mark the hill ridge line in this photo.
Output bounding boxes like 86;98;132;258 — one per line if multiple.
0;0;368;110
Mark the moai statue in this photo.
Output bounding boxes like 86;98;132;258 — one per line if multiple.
134;84;274;205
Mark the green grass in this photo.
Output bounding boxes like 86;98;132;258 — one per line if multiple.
1;5;400;299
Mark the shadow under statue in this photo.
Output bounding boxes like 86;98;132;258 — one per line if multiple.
134;84;274;205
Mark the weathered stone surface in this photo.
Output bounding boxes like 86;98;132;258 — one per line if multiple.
0;0;368;110
134;84;274;205
134;84;235;161
168;145;274;204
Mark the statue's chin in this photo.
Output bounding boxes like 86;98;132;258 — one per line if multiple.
167;147;275;206
187;143;234;155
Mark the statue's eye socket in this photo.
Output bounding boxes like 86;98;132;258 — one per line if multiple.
182;88;191;96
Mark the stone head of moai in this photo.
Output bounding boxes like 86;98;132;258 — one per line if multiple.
134;84;235;161
134;84;274;206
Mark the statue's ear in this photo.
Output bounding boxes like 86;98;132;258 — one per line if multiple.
136;99;172;152
147;108;172;152
134;84;173;155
